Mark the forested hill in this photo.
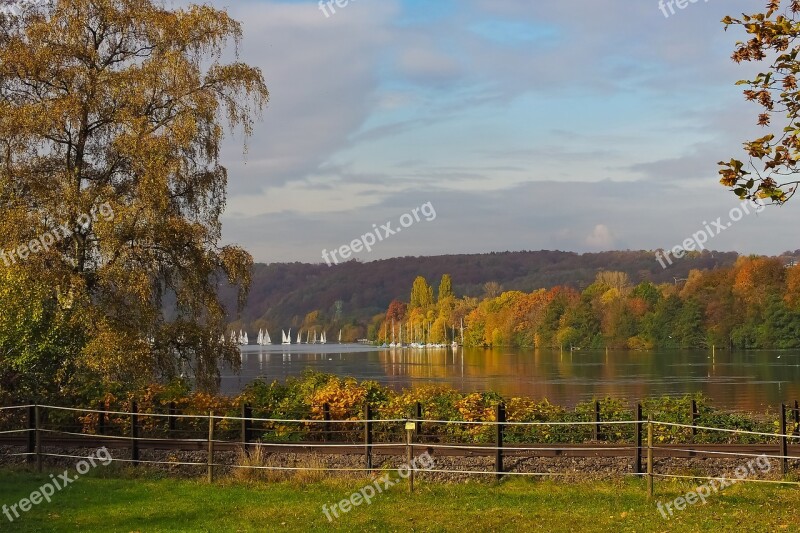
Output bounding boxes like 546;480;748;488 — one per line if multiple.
224;250;746;333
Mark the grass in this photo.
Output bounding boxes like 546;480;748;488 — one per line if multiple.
0;468;798;532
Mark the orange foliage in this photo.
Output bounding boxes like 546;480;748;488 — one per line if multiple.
785;266;800;309
732;257;785;306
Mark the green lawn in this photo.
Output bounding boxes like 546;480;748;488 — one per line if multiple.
0;469;798;532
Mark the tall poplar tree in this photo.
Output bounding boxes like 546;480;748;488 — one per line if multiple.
438;274;453;302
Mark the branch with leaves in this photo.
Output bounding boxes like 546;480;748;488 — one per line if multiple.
720;0;800;204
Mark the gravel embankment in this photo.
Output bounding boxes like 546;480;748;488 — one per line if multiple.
3;443;795;485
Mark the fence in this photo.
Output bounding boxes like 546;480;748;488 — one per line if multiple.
1;401;800;497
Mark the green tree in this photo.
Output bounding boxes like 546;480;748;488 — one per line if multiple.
0;0;269;392
631;282;662;307
674;299;706;348
0;265;86;400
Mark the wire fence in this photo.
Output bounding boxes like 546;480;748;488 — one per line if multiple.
1;402;800;495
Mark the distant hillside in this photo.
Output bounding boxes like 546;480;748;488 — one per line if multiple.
223;250;745;332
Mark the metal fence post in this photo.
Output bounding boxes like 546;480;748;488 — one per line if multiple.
131;401;139;467
168;402;177;435
634;403;642;474
647;416;654;500
34;405;41;473
496;402;505;480
26;404;35;464
208;411;215;483
780;403;788;476
406;422;415;493
364;403;373;472
323;403;331;442
593;400;601;441
241;403;252;453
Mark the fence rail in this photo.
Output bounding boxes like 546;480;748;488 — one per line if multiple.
2;402;800;495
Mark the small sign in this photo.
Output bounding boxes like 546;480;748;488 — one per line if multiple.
405;421;416;431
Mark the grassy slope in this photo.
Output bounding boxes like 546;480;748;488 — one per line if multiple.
0;471;797;532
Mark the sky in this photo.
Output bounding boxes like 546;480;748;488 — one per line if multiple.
185;0;796;265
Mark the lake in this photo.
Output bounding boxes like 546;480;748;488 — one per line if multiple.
222;345;800;411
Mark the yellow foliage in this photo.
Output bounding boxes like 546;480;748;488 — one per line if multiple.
309;378;368;420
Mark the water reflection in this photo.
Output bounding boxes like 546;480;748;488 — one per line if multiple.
221;345;800;410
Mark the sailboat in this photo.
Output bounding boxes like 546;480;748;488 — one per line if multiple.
312;330;317;344
297;330;302;344
320;331;327;344
282;329;291;345
264;329;272;345
338;329;342;343
257;329;263;345
243;332;249;345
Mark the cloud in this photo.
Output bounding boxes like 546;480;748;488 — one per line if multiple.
181;0;792;263
585;225;615;250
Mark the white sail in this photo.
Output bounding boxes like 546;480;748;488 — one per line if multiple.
338;329;342;343
265;329;271;345
297;330;302;344
244;332;249;345
321;331;327;344
282;329;291;345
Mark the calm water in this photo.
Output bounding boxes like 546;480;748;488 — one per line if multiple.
221;345;800;411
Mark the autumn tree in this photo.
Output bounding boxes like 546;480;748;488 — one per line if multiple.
409;276;434;309
720;2;800;204
0;0;268;394
438;274;453;302
785;265;800;308
386;299;407;322
483;281;502;299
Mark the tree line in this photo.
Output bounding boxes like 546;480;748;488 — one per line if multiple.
376;257;800;350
